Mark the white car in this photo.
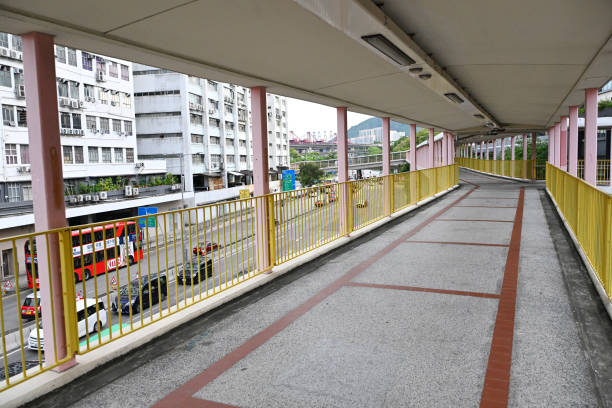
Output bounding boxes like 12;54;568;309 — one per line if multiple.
27;298;107;350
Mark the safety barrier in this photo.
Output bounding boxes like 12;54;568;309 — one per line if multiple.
577;160;611;185
456;158;544;180
546;164;611;303
0;164;458;392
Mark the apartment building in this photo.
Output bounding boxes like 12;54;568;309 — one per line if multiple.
133;65;290;195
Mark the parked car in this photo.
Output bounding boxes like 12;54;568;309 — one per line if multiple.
21;293;41;319
28;298;106;350
111;274;167;315
314;200;325;207
177;257;214;285
193;242;219;255
356;200;368;208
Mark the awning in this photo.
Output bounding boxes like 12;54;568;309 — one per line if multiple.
228;171;244;176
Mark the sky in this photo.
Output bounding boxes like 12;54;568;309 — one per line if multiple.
286;97;373;138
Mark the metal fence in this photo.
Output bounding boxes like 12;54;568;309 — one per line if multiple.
546;164;611;302
456;158;544;180
290;150;409;171
0;164;458;392
577;160;611;185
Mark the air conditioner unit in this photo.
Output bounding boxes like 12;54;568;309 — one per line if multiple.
99;191;108;200
71;100;78;109
78;101;84;108
60;98;71;107
16;85;25;98
69;196;78;204
16;52;22;61
84;194;92;202
92;195;99;202
77;194;84;202
10;50;17;59
170;184;179;191
17;166;29;173
189;102;195;110
132;187;139;196
208;109;216;115
110;101;117;106
124;185;133;197
134;162;145;168
96;71;105;82
8;121;16;126
0;48;8;56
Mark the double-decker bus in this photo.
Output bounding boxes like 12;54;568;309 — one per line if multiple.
24;221;143;288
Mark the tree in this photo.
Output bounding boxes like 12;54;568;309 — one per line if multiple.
290;148;301;163
367;146;382;155
297;163;324;187
391;136;410;152
415;128;429;144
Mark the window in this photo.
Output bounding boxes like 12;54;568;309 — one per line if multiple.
192;154;203;165
55;46;66;63
240;155;247;164
22;184;32;201
208;118;220;127
226;155;235;165
60;112;71;128
72;113;82;130
74;146;84;164
207;80;217;92
123;93;131;108
121;64;129;81
226;139;234;147
0;65;11;87
2;105;14;125
88;147;99;163
126;148;134;163
211;154;221;165
112;119;121;133
84;84;95;99
188;93;203;104
6;183;20;202
109;62;118;78
225;121;234;131
0;33;7;48
81;52;93;71
63;146;73;164
98;87;108;104
57;81;69;98
191;134;203;144
5;144;17;164
210;136;220;145
188;76;201;86
86;115;97;131
111;92;119;106
114;148;123;163
11;35;21;51
16;107;26;127
239;140;246;148
20;144;29;164
238;123;246;132
208;99;219;110
67;48;77;66
225;104;233;114
124;121;132;135
190;113;203;125
69;81;79;99
99;118;109;134
101;147;111;163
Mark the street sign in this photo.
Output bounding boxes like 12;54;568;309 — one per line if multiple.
110;275;118;290
2;280;14;291
282;170;295;191
239;189;250;200
138;207;158;228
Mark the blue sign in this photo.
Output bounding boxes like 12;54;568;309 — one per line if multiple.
138;207;158;228
282;170;295;191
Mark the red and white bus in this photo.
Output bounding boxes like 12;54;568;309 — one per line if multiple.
24;221;143;288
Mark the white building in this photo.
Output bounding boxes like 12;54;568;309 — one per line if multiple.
133;65;290;196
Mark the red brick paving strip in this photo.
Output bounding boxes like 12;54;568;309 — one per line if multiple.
345;281;500;299
406;240;509;248
480;187;524;407
152;185;479;407
435;219;514;223
455;205;517;208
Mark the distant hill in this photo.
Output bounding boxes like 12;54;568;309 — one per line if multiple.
347;118;413;140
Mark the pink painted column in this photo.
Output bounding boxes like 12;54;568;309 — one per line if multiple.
553;122;561;167
548;127;553;164
428;128;434;168
22;32;75;370
511;136;516;160
522;134;528;178
501;138;505;161
442;132;448;166
559;116;568;170
568;106;579;176
381;117;390;175
584;88;598;185
450;134;455;164
480;141;484;159
337;107;351;233
493;139;497;160
250;86;271;271
523;134;528;160
409;123;417;170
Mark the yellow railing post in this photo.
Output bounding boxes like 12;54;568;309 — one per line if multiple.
58;228;78;356
389;175;395;214
266;195;276;267
604;196;612;296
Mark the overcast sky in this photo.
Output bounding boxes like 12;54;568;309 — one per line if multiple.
286;97;373;137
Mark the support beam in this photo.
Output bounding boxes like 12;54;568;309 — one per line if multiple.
337;107;351;234
428;128;434;168
548;127;553;164
442;132;448;166
523;134;528;160
23;32;76;370
409;123;416;171
381;117;390;176
554;122;561;167
493;139;497;160
559;116;568;170
584;88;598;185
568;106;579;176
250;86;271;272
511;136;516;161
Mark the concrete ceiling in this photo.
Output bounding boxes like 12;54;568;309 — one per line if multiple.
0;0;610;143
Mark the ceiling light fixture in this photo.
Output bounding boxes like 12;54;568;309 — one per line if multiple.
418;73;432;80
473;114;485;119
409;67;423;74
362;34;415;66
444;92;464;104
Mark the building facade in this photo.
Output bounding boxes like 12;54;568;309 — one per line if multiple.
133;65;290;195
356;127;405;144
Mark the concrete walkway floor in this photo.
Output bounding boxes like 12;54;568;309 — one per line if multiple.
33;169;612;408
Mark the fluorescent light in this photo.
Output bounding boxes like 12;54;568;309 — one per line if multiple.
418;73;432;80
362;34;415;66
473;114;485;119
444;93;464;104
409;67;423;74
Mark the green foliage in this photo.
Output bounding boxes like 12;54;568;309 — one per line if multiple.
290;148;301;163
290;150;336;163
163;173;178;185
398;162;410;172
367;146;382;155
578;99;612;116
297;163;324;187
415;128;429;144
391;136;410;152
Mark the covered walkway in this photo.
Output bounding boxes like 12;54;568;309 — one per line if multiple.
34;170;612;408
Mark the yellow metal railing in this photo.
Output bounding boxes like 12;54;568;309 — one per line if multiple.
577;160;610;185
0;165;458;391
546;163;611;302
457;158;545;180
